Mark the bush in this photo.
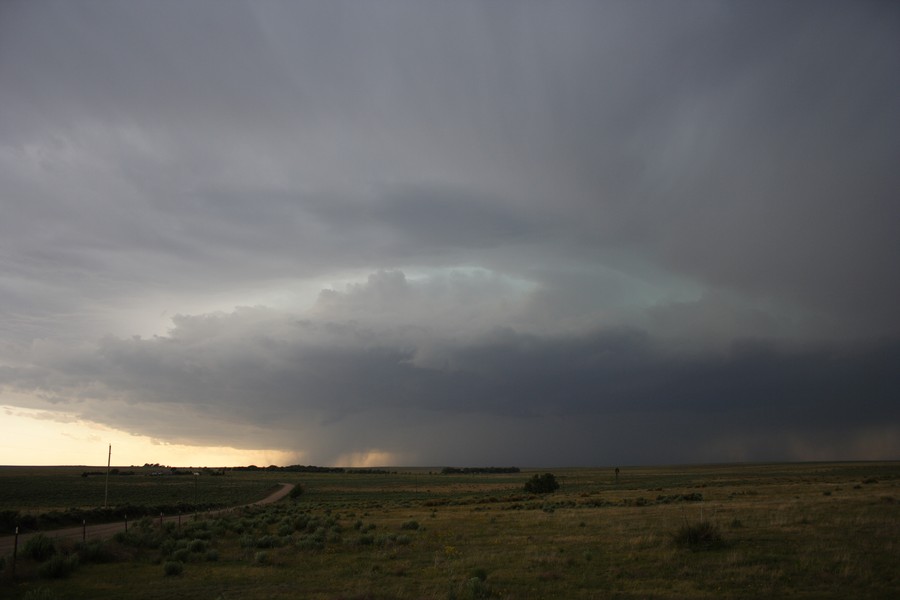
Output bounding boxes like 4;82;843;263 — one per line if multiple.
23;534;57;561
38;553;79;579
170;548;190;562
297;537;324;551
163;561;184;576
524;473;560;494
672;520;725;550
462;576;491;599
256;535;280;549
400;520;420;530
289;484;305;499
22;589;62;600
76;540;114;563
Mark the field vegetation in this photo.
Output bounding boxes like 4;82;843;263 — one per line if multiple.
0;466;284;532
1;462;898;599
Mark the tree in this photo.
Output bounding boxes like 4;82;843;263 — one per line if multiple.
524;472;559;494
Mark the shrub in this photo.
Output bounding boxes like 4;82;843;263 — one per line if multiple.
524;473;559;494
256;535;280;548
187;528;212;541
22;588;62;600
163;561;184;576
462;576;491;599
170;548;190;563
672;520;725;550
188;539;207;553
400;520;420;530
289;484;305;499
206;549;219;561
160;539;177;556
38;553;79;579
76;540;114;563
254;551;269;564
298;537;324;551
23;534;57;561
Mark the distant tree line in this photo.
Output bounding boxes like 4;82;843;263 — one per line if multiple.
350;468;395;475
440;467;521;475
81;469;135;478
234;465;346;473
232;465;397;474
135;464;395;474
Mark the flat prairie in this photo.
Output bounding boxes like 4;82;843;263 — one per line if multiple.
1;462;898;599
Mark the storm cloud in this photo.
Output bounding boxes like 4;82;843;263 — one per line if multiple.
1;0;898;465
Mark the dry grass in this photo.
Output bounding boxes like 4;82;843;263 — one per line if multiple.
1;462;898;599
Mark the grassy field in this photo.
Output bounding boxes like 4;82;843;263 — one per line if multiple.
0;466;287;513
1;462;898;599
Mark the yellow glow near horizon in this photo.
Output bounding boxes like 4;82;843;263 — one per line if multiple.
0;405;296;467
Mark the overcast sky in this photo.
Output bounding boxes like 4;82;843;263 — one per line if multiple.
1;0;898;467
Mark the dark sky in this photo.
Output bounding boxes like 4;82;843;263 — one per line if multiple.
1;0;898;466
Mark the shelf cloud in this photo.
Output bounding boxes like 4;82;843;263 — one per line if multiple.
1;1;898;465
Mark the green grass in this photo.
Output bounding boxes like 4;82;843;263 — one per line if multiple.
1;462;898;599
0;466;284;515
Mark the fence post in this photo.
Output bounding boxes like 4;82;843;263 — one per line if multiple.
12;526;18;578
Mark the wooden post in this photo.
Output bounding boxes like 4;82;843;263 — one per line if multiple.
104;443;111;508
12;526;18;577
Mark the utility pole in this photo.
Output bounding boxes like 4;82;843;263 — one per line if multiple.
104;443;111;508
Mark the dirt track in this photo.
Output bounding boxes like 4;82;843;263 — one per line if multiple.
0;482;294;556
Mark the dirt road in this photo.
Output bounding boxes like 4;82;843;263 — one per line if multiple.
0;482;295;556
